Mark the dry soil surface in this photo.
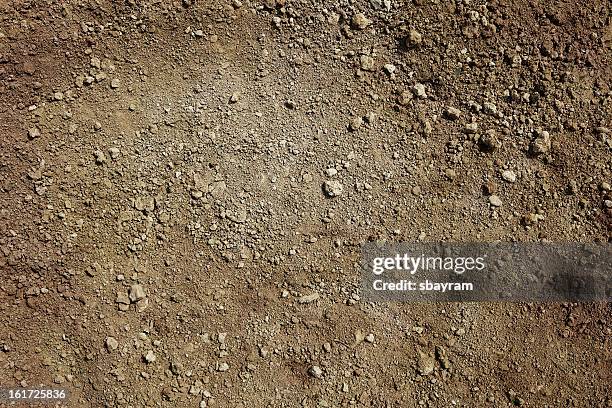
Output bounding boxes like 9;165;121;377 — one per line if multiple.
0;0;611;407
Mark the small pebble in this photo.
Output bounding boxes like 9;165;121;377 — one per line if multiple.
501;170;517;183
323;180;343;197
489;195;503;207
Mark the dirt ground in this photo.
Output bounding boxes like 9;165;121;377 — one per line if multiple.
0;0;611;407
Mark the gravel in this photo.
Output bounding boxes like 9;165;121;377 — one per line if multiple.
323;180;344;197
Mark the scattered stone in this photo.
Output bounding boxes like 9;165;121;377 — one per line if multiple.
323;180;343;197
28;128;41;139
406;29;422;47
325;168;338;177
349;116;363;131
116;292;130;305
129;284;146;303
501;170;517;183
90;57;101;68
383;64;396;75
435;346;451;369
507;389;525;406
417;350;435;376
171;360;185;375
144;350;156;364
308;365;323;378
445;107;461;120
94;150;106;164
209;181;227;199
110;79;120;89
108;147;120;159
217;362;230;372
360;55;374;71
482;180;497;195
413;83;427;98
351;13;372;30
229;92;240;103
531;130;551;155
370;0;391;11
135;196;155;212
523;213;545;225
298;292;320;304
398;90;413;105
365;333;375;343
105;337;119;351
464;123;478;134
489;195;503;207
479;130;501;152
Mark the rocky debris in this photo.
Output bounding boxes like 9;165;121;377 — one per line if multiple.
94;150;106;164
108;147;120;159
435;346;451;370
445;107;461;120
383;64;396;76
116;292;130;311
530;130;551;155
349;116;363;131
360;55;374;71
323;180;343;197
27;127;41;139
413;83;427;98
144;350;156;364
406;29;422;47
298;292;320;304
105;337;119;351
4;1;610;406
308;365;323;378
489;195;503;207
351;14;372;30
129;284;146;302
417;350;435;376
478;130;501;152
501;170;517;183
135;196;155;212
370;0;391;11
464;123;478;134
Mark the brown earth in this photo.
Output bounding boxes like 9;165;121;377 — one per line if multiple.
0;0;611;407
